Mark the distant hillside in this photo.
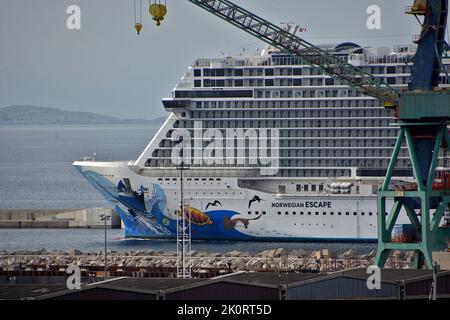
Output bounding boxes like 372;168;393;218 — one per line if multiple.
0;105;166;125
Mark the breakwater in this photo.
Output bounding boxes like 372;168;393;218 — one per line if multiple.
0;248;415;278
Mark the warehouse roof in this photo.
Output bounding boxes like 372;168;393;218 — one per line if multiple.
219;271;322;288
0;284;67;300
285;268;450;288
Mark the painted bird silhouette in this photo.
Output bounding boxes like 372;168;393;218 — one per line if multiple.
206;200;222;210
248;195;263;208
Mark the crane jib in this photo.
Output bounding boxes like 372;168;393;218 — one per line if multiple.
187;0;400;104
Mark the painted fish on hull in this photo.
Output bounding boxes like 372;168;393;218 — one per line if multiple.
176;207;213;226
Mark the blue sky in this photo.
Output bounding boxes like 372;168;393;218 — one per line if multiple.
0;0;447;119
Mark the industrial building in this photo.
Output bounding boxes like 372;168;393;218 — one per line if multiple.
9;269;445;300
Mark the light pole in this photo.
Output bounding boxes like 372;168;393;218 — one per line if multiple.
100;214;111;279
176;163;192;278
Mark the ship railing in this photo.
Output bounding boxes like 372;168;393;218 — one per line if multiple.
193;57;272;68
392;44;417;54
366;55;412;65
140;167;262;178
175;82;191;89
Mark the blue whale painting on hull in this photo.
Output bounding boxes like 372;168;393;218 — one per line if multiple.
77;170;254;240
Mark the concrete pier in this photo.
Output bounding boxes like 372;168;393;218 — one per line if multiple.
0;208;121;229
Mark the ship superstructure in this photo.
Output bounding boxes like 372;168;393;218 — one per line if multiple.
73;43;450;241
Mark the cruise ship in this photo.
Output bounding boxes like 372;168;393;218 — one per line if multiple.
73;42;449;241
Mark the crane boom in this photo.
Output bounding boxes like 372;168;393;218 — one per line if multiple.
187;0;400;105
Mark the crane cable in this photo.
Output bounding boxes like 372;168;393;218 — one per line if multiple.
134;0;143;34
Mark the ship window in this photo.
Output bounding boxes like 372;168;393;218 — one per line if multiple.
330;212;334;216
213;68;225;77
296;184;302;191
255;211;259;215
387;77;396;85
308;212;311;215
248;211;251;215
175;90;252;98
234;69;243;77
304;184;309;191
319;185;324;191
387;66;396;74
194;69;201;77
325;78;334;86
293;68;302;75
265;79;274;86
293;79;302;86
235;79;243;87
369;212;373;216
265;68;274;76
353;212;357;216
194;80;201;87
361;212;365;216
315;212;319;215
278;212;281;215
285;212;289;215
322;212;326;215
262;211;266;215
346;212;349;215
311;185;316;191
293;211;296;215
300;212;304;215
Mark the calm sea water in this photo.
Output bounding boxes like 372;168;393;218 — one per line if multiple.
0;229;374;254
0;124;374;254
0;124;158;209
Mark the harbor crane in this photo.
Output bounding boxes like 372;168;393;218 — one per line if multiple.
137;0;450;269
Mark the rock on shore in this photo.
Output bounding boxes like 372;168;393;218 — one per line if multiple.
0;247;413;273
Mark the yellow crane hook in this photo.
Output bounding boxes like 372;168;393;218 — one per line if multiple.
149;1;167;26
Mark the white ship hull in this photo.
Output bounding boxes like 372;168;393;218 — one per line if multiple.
73;161;407;241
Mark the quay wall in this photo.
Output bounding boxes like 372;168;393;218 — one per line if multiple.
0;208;121;229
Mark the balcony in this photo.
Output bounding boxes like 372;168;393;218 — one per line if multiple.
162;98;191;110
